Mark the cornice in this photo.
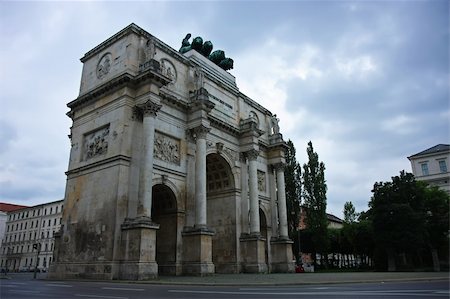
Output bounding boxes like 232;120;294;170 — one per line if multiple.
81;23;146;62
67;69;170;111
66;154;131;177
208;115;240;137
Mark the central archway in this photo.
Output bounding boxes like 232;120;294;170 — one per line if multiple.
152;184;177;275
206;153;237;273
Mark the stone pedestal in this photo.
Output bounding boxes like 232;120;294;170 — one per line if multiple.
270;237;295;273
182;227;215;275
240;234;268;273
119;217;160;280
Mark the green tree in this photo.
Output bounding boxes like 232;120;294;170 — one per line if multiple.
422;184;449;271
369;171;426;271
302;141;328;267
284;140;302;263
343;201;358;224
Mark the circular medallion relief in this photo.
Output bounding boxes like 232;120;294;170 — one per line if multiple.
96;53;112;79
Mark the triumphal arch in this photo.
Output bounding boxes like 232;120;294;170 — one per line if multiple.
50;24;294;280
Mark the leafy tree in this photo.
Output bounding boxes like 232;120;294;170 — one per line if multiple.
422;184;449;271
343;201;358;224
369;171;426;271
284;140;302;263
302;141;328;267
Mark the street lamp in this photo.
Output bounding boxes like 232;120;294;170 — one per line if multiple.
33;243;41;279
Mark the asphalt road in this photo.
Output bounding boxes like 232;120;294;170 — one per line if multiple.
0;276;448;299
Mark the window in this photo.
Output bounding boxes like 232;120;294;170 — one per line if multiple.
439;160;447;173
25;222;27;229
33;210;35;217
48;219;51;226
56;206;58;213
30;221;33;228
50;207;53;214
54;219;57;225
421;163;429;175
44;208;47;215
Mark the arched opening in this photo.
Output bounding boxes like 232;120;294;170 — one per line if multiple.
152;184;177;275
206;153;236;273
260;208;269;270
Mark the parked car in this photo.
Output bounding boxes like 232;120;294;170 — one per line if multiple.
19;266;30;272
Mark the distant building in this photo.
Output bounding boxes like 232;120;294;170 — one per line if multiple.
408;144;450;194
298;207;344;230
0;200;63;272
0;203;28;251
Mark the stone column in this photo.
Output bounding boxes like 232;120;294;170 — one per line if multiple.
240;153;250;234
138;100;162;219
193;125;210;228
268;167;279;237
247;149;260;235
119;100;162;280
181;124;215;275
275;163;289;238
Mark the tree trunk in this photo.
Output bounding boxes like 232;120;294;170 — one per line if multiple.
387;249;396;272
431;247;440;272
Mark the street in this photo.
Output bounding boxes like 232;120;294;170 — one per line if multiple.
0;274;448;299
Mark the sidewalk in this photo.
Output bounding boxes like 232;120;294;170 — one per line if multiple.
141;272;449;286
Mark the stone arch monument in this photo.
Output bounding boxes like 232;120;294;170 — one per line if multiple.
49;23;294;280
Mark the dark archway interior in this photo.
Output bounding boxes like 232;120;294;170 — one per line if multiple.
152;184;177;275
206;153;236;273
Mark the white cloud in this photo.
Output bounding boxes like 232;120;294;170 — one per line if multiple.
381;115;418;135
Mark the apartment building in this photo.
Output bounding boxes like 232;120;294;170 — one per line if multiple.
408;144;450;194
0;200;63;272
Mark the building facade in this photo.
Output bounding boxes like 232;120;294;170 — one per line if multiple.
408;144;450;194
50;24;294;280
0;203;29;249
0;200;63;272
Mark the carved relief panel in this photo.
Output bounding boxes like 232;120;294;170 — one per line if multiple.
160;58;177;83
96;53;112;79
154;131;180;165
82;125;110;161
257;170;266;192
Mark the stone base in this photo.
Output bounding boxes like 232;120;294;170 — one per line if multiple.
270;237;295;273
119;216;160;280
119;262;158;280
48;262;120;280
240;234;268;273
182;226;215;276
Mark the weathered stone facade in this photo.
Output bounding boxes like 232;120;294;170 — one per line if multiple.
49;24;294;280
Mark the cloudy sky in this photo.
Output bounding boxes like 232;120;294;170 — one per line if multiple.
0;1;448;218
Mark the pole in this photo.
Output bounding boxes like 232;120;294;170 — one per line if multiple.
33;243;41;279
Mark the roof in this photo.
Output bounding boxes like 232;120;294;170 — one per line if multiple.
408;144;450;159
326;213;343;224
0;203;29;212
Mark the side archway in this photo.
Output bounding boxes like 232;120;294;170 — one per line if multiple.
206;153;238;273
152;184;177;275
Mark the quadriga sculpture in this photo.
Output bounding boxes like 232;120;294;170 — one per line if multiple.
178;33;234;71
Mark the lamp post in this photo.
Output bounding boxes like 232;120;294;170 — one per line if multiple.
4;247;12;276
33;243;41;279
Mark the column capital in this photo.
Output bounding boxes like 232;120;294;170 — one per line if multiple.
191;125;211;140
137;100;162;118
246;149;260;161
273;162;286;172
